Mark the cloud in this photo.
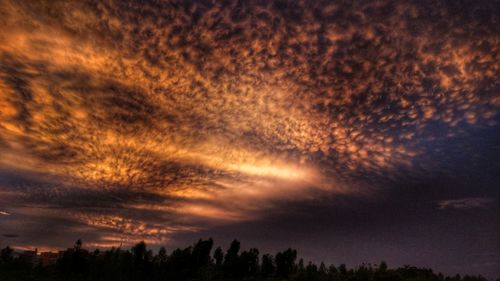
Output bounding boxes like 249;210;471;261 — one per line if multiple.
0;0;498;248
438;197;496;210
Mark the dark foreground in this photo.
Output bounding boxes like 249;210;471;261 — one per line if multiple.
0;239;495;281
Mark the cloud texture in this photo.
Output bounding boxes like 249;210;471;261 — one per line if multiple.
0;0;499;250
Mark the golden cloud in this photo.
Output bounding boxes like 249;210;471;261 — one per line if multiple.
0;0;498;247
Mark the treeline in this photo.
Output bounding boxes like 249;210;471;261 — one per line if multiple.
0;238;494;281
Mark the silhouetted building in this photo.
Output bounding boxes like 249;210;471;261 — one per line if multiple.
40;251;59;266
19;249;39;265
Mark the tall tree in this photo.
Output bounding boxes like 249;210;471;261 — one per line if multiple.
223;239;240;274
261;254;275;277
275;248;297;278
213;246;224;267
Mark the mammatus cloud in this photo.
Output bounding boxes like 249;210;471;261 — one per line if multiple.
438;197;496;210
0;0;498;248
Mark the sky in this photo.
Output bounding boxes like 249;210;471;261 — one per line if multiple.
0;0;499;278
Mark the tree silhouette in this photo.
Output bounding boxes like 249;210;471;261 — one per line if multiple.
156;247;167;264
213;246;224;267
192;238;213;268
0;239;494;281
0;246;13;264
223;239;240;275
276;248;297;278
262;253;275;277
239;248;259;275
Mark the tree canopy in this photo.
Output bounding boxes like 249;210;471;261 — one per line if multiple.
0;239;495;281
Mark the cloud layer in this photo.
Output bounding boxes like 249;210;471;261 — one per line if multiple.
0;0;499;249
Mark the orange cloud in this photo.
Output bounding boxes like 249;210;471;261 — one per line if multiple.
0;0;498;247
